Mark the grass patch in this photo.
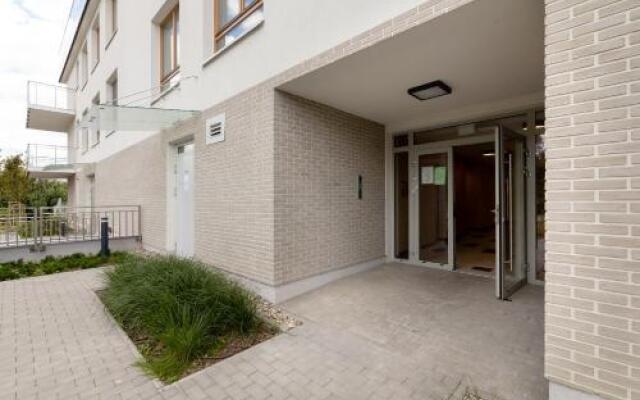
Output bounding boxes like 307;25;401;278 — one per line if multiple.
101;255;278;383
0;252;129;282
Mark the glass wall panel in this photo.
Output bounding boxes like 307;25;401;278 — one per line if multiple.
394;152;409;259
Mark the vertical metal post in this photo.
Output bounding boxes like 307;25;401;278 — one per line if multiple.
100;216;110;257
137;205;142;238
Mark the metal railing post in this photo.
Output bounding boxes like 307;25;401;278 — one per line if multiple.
137;205;142;238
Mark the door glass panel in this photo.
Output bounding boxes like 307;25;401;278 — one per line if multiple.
453;143;496;275
176;143;195;257
394;152;409;259
496;129;527;299
419;153;449;264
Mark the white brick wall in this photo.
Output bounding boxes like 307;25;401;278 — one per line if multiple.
545;1;640;399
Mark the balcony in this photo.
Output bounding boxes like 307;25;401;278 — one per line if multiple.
25;144;75;179
26;81;76;132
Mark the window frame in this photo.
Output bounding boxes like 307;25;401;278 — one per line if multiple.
213;0;263;52
159;6;180;84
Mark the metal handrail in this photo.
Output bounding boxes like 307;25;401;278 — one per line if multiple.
0;206;141;249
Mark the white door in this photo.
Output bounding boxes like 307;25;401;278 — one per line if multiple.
176;143;194;257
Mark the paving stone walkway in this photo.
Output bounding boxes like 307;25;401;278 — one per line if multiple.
0;264;545;400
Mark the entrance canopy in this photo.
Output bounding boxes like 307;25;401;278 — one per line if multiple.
82;105;200;132
278;0;544;133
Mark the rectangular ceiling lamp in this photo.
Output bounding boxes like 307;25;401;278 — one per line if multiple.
408;80;452;101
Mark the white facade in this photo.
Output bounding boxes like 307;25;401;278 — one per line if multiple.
61;0;430;175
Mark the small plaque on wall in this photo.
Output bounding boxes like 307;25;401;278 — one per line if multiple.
421;166;434;185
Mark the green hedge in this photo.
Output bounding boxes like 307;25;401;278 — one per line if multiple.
0;252;129;281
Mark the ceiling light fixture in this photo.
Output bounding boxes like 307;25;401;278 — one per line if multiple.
408;80;452;101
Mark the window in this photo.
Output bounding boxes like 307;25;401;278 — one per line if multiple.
214;0;263;51
92;94;100;146
106;72;118;137
82;127;89;153
80;44;88;88
160;6;179;84
74;61;80;89
91;17;100;70
107;73;118;105
108;0;118;38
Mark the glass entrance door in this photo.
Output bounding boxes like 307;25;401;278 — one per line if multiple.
495;127;527;300
416;150;453;268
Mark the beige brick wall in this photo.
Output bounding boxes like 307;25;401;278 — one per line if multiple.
91;86;276;285
94;133;168;252
545;1;640;399
273;92;385;285
192;86;276;285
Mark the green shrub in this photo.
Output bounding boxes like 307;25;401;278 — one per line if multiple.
0;252;128;282
101;256;261;382
16;216;71;239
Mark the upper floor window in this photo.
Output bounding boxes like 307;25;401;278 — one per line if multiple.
91;93;101;146
107;72;118;106
160;6;180;84
106;72;118;137
80;110;89;153
91;17;100;71
80;44;88;89
214;0;264;51
108;0;118;39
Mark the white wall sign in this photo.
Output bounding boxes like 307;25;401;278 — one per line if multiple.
421;166;434;185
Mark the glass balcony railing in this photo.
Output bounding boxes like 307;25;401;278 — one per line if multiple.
25;144;74;170
27;81;75;112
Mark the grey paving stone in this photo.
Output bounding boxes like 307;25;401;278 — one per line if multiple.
0;264;545;400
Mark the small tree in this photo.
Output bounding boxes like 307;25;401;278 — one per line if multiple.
0;155;68;209
27;179;68;208
0;156;31;207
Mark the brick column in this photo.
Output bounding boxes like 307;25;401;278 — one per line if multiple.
545;1;640;400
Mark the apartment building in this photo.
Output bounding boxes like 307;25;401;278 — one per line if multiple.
23;0;640;399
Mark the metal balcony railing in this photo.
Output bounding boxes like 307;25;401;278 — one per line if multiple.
0;206;141;248
25;144;73;170
27;81;75;112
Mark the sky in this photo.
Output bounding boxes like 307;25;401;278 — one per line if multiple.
0;0;74;156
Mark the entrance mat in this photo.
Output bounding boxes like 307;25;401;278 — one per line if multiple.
472;266;494;273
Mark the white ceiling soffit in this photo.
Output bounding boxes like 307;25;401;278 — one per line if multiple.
278;0;544;132
84;105;201;132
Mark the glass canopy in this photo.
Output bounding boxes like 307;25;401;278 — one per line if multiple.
83;104;200;132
